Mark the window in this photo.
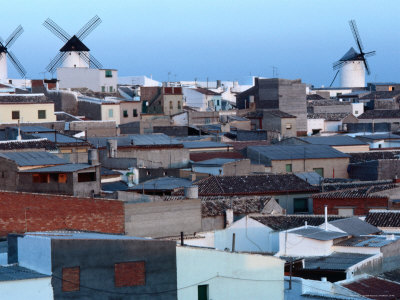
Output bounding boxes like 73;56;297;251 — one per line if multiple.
108;109;114;118
12;111;20;120
62;267;80;292
101;86;105;92
286;164;292;172
198;284;209;300
32;173;49;183
109;86;113;92
355;110;359;115
169;101;173;110
338;208;354;216
285;123;292;129
58;173;67;183
133;109;138;117
77;172;96;182
38;110;46;119
115;261;145;287
178;101;181;110
123;110;128;118
105;70;113;78
313;168;324;177
294;198;308;213
217;100;220;106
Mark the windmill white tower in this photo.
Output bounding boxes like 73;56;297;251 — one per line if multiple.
43;16;103;74
331;20;375;88
0;25;27;82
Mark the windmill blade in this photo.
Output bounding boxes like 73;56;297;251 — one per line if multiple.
349;20;364;54
0;36;4;44
363;58;371;75
46;51;68;73
76;15;102;41
329;70;340;87
7;51;26;77
333;60;345;70
80;51;103;69
43;18;71;42
364;50;376;58
5;25;23;48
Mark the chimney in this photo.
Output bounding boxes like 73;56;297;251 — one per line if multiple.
225;209;234;227
184;185;198;199
305;221;308;229
324;205;328;231
88;149;99;165
107;139;117;158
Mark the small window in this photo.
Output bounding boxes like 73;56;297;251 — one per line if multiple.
78;172;96;182
12;111;20;120
8;79;12;84
178;101;181;110
123;110;128;118
101;86;105;92
286;164;292;172
338;208;354;216
32;173;49;183
105;70;113;78
58;173;67;183
294;198;308;213
108;109;114;118
313;168;324;177
198;284;209;300
133;109;138;117
109;86;113;92
62;267;80;292
38;110;46;119
355;110;358;114
217;100;220;106
285;123;292;129
169;101;173;110
115;261;145;287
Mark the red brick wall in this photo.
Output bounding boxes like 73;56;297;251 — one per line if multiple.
313;197;389;215
114;261;145;287
62;267;80;292
0;191;124;236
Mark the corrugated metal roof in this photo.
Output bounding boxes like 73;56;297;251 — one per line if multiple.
32;132;87;144
192;158;239;166
299;136;367;146
21;164;95;173
0;265;49;282
102;181;128;192
290;227;347;241
183;141;231;149
355;133;400;140
17;126;55;133
304;252;374;271
248;145;350;161
129;177;192;191
329;217;380;236
335;235;399;247
88;133;182;148
0;151;67;166
294;172;323;185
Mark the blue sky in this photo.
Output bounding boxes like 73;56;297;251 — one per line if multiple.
1;0;399;86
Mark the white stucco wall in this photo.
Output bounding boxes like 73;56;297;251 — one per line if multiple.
18;236;52;275
0;278;53;300
325;120;342;132
177;246;284;300
351;103;364;117
183;88;207;110
276;229;333;257
0;53;7;82
214;217;277;253
57;67;118;92
307;118;325;135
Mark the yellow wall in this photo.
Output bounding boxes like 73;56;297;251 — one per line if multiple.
0;103;56;123
101;104;121;125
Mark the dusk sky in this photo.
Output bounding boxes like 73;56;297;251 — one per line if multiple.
1;0;399;86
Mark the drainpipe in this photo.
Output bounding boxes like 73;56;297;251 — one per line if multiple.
324;205;328;231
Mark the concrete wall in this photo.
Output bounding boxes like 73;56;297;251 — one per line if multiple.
47;90;78;115
0;103;56;124
312;104;352;114
51;238;177;300
119;101;141;124
57;68;118;93
124;200;202;238
270;157;350;178
177;246;284;300
0;277;53;300
69;120;118;137
77;100;102;121
348;160;400;181
273;193;314;214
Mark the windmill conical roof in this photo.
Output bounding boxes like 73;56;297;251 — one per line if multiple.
340;47;362;61
60;35;90;52
0;42;6;53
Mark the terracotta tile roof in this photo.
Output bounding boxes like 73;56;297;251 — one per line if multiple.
0;140;57;151
307;100;350;106
307;112;352;121
190;151;244;162
365;210;400;228
263;110;296;118
250;215;343;231
173;174;318;197
306;94;326;100
229;141;270;151
349;151;400;163
359;90;400;100
358;109;400;119
313;184;396;199
343;277;400;300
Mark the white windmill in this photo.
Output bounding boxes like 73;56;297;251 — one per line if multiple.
330;20;375;88
0;25;27;83
43;16;103;74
